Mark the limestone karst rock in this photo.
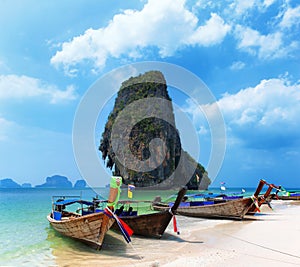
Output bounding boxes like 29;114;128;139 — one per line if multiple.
99;71;210;189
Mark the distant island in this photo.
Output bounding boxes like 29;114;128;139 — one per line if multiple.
0;178;22;188
35;175;73;188
0;175;87;189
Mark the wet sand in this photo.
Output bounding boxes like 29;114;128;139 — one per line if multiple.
51;200;300;267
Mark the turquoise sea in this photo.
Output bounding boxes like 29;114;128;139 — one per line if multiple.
1;186;297;266
0;188;102;266
0;187;178;266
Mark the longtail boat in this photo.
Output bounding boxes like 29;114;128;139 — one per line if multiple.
152;180;277;220
47;176;127;249
276;194;300;200
47;197;115;249
246;181;279;214
110;187;187;238
273;187;300;200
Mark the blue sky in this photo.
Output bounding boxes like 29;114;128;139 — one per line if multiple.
0;0;299;188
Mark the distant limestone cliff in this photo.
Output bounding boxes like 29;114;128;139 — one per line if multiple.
99;70;210;189
0;179;31;188
0;178;21;188
35;175;87;189
35;175;73;188
21;183;32;188
0;176;87;189
74;179;87;188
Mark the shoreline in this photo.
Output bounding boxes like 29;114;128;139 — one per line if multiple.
159;200;300;267
49;200;300;267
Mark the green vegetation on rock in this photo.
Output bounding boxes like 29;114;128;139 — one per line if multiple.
99;71;210;189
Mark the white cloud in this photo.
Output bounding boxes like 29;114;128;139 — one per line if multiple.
187;13;231;46
230;3;300;60
218;78;300;126
192;0;215;11
234;25;294;59
218;77;300;148
279;5;300;29
185;77;300;150
230;61;245;70
230;0;276;15
263;0;276;8
51;0;230;74
232;0;256;15
0;74;77;104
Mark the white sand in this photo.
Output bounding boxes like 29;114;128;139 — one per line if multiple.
51;200;300;267
159;200;300;267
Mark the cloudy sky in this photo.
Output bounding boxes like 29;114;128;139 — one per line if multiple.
0;0;299;188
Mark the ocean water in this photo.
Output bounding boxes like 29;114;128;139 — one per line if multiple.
0;186;294;266
0;187;177;266
0;188;105;266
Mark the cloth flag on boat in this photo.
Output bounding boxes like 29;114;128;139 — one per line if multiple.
104;207;133;243
107;176;122;209
128;184;135;199
173;215;180;235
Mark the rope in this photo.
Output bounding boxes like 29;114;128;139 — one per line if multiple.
128;242;144;261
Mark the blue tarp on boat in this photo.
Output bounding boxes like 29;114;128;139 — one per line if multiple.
186;193;226;199
54;199;94;206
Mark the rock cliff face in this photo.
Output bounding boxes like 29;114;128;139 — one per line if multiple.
99;71;210;189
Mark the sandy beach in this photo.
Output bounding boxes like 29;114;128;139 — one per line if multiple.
49;200;300;267
159;201;300;267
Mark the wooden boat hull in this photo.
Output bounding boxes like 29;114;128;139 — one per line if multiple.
276;195;300;200
177;197;255;220
247;194;273;214
152;180;279;219
47;212;115;249
112;210;173;238
153;197;255;220
112;187;187;238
